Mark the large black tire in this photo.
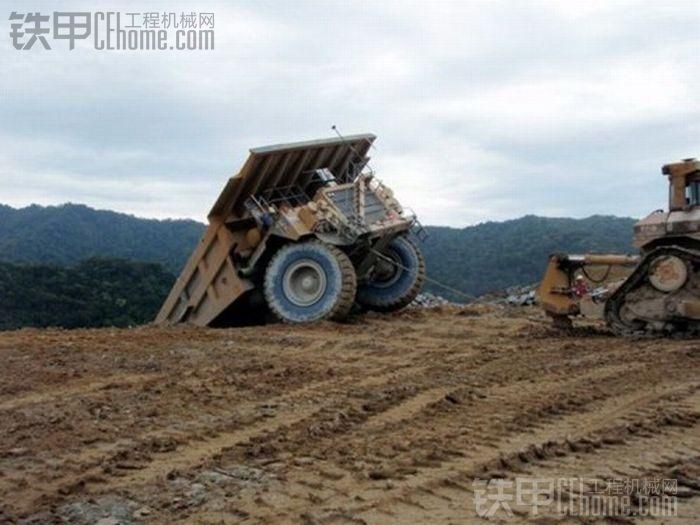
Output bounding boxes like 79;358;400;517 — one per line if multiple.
357;236;425;312
264;241;356;323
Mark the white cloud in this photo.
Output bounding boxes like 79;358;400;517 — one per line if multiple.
1;0;699;225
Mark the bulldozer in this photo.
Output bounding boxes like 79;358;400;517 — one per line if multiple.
156;134;425;326
538;157;700;336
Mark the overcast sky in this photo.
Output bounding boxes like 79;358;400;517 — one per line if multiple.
2;0;699;226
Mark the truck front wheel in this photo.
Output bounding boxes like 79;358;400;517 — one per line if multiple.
264;241;357;323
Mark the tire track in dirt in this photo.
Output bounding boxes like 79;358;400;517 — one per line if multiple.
185;348;698;523
508;416;700;521
199;340;694;524
31;362;455;520
105;403;323;490
236;365;697;524
176;352;662;523
324;360;648;458
360;386;456;432
341;383;700;523
1;363;433;517
0;372;164;411
319;360;643;467
90;365;434;490
3;309;699;524
462;390;700;522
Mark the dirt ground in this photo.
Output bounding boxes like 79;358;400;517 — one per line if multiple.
0;306;698;524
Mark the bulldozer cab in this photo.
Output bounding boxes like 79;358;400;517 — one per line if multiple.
665;158;700;211
633;158;700;251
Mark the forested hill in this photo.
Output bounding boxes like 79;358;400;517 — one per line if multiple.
0;204;637;299
0;203;203;275
0;258;174;330
420;215;637;298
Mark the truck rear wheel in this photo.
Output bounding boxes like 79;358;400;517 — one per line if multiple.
264;241;356;323
357;236;425;312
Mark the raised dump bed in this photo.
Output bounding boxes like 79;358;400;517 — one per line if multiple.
156;134;425;326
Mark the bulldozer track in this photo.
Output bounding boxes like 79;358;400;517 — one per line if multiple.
606;245;700;337
1;307;699;523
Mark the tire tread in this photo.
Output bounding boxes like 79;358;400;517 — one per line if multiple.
360;236;426;313
264;241;357;323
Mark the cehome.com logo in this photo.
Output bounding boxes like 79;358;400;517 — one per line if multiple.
9;11;215;51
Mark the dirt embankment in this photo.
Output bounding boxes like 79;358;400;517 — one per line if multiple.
0;306;698;524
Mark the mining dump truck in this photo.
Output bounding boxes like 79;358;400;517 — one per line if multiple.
538;157;700;336
156;134;425;326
